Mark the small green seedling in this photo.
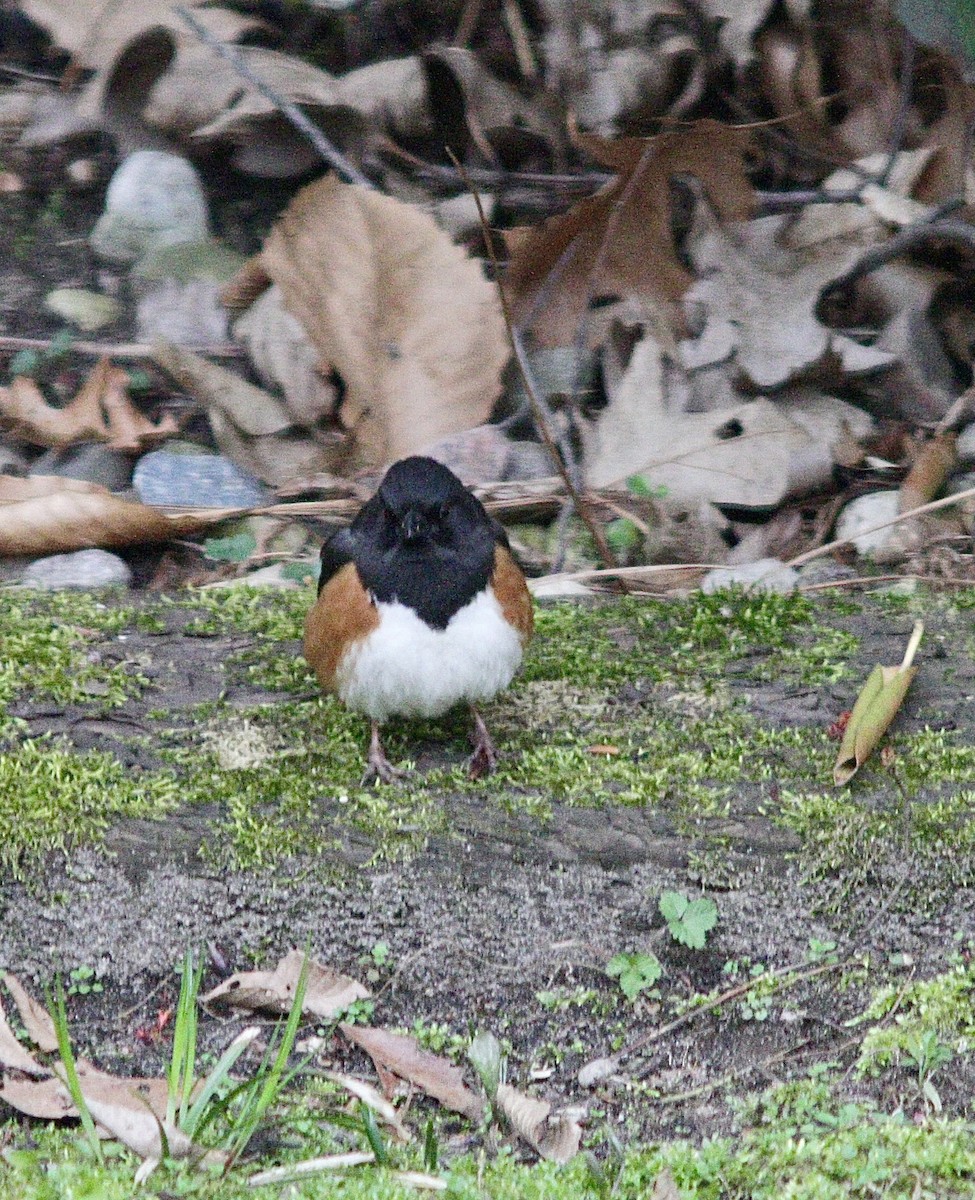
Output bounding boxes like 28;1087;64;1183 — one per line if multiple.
203;532;258;563
659;891;718;949
67;966;103;997
606;952;662;1001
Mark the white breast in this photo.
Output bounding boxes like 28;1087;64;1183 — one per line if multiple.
336;587;524;721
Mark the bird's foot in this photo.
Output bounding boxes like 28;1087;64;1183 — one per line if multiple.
468;706;498;779
362;722;407;786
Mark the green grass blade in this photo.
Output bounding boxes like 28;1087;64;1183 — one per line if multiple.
50;979;102;1163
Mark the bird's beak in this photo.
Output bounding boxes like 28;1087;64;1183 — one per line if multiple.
400;508;428;543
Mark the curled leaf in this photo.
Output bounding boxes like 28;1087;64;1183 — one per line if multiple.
834;621;923;785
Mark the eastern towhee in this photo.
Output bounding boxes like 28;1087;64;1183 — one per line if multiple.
304;456;533;783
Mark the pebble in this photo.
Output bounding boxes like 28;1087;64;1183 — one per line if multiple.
44;287;121;331
796;559;859;587
700;557;799;594
23;548;131;589
133;449;269;508
31;443;133;490
833;490;899;555
421;424;554;486
89;151;210;264
529;577;594;597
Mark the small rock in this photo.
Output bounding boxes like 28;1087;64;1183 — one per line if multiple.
44;287;120;331
24;548;131;589
700;558;799;594
90;151;210;264
833;490;899;555
134;450;269;508
0;445;29;474
203;562;300;588
136;277;229;347
31;443;133;490
956;427;975;464
796;559;859;586
421;425;554;486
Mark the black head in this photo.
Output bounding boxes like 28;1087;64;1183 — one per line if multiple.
350;456;504;628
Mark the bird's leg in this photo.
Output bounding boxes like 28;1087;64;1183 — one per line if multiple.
468;705;498;779
362;720;406;785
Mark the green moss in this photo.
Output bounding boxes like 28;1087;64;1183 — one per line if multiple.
181;586;312;641
0;740;179;878
0;592;144;727
855;956;975;1075
3;1074;975;1199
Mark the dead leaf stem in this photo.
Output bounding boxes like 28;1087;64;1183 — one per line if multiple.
447;150;620;575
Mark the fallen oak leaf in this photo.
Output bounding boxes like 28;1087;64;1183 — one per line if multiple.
339;1024;485;1122
201;949;369;1021
0;474;238;556
494;1082;584;1163
0;357;177;452
834;621;923;786
506;120;754;347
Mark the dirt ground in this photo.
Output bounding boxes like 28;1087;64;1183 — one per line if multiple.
1;588;973;1145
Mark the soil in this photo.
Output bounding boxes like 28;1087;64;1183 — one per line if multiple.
0;84;971;1154
1;589;973;1145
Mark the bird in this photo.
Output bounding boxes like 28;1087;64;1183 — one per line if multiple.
304;455;533;784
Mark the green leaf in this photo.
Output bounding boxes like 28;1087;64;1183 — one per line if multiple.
204;532;257;563
282;560;319;583
660;891;718;949
605;518;642;555
606;952;662;1001
9;349;40;377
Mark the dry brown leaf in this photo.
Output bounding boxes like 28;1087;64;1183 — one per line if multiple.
0;1073;75;1121
340;1024;485;1122
20;1;263;72
899;432;957;513
232;289;339;427
541;1;708;136
0;999;47;1076
684;206;896;390
168;46;365;178
201;949;370;1021
494;1082;584;1163
152;338;336;486
251;173;507;467
2;971;59;1052
582;335;874;506
0;357;176;452
0;475;233;556
506;120;754;347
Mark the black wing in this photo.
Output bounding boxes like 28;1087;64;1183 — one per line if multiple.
317;526;357;594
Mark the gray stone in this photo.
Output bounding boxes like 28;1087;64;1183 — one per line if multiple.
700;557;799;594
90;151;210;264
23;549;132;589
796;559;859;586
134;450;269;508
31;443;133;490
44;287;120;331
833;490;899;555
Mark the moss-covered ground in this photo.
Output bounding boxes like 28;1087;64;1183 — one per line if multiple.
1;582;975;1197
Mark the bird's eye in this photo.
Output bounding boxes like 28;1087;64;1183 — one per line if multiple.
434;502;449;521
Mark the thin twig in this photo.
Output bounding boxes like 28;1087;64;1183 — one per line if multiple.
625;956;853;1076
784;484;975;571
173;5;371;188
446;149;620;575
0;335;244;360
